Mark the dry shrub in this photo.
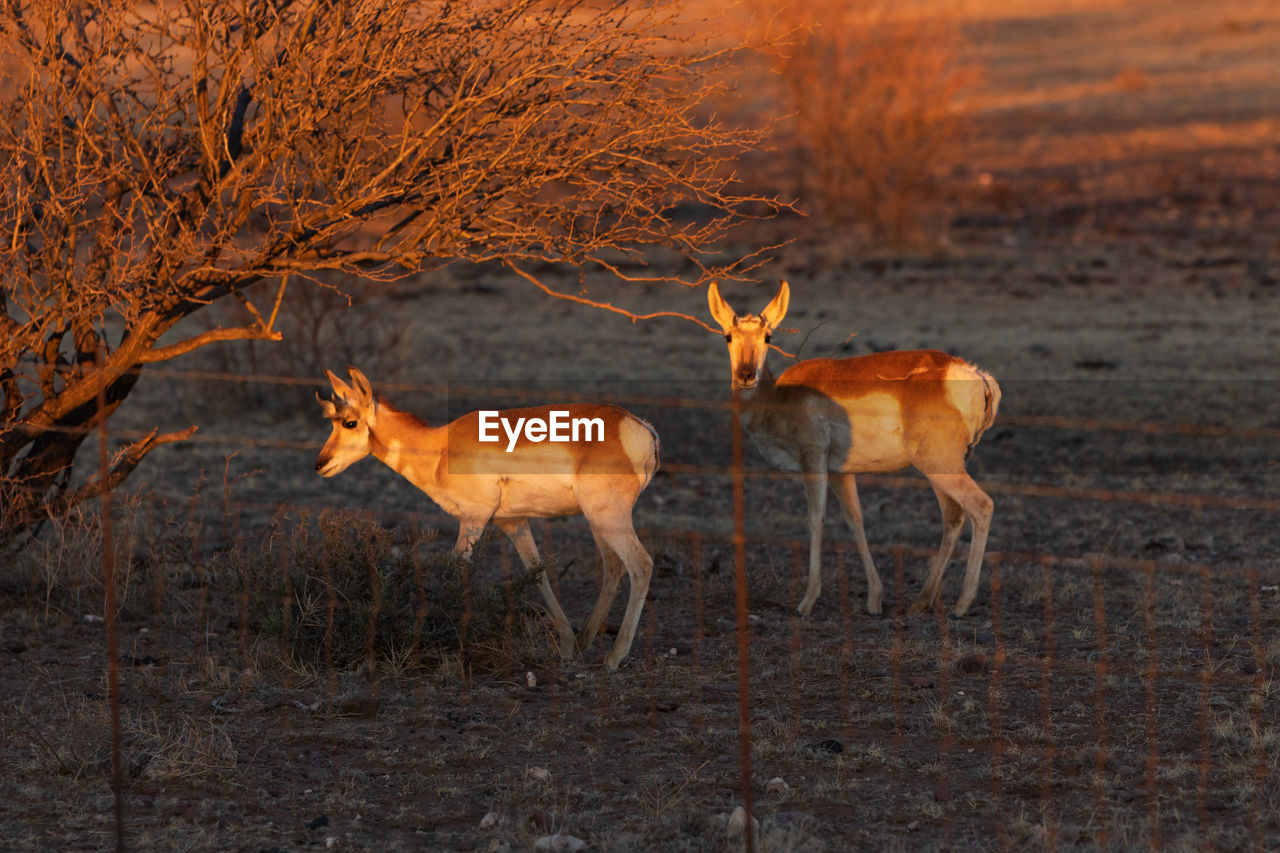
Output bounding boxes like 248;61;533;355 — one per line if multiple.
2;491;192;624
751;0;976;245
222;509;545;675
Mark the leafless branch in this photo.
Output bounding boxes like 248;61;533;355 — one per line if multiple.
138;327;285;364
506;263;722;335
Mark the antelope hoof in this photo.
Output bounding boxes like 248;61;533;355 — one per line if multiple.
866;599;883;616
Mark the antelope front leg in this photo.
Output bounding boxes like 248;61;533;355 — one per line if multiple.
831;473;883;615
497;518;577;658
797;457;829;617
452;519;487;562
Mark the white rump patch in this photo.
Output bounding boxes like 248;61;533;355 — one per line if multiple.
944;361;996;439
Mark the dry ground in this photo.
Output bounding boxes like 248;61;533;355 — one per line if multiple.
3;1;1280;850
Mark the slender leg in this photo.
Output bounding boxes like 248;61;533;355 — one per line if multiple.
907;481;967;617
941;474;994;617
497;518;576;656
600;526;653;671
796;454;828;617
452;518;488;561
578;529;625;655
831;472;882;615
580;504;652;671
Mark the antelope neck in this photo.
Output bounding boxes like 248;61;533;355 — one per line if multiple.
369;405;440;476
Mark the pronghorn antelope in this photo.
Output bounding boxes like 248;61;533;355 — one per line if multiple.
314;367;660;670
708;281;1001;618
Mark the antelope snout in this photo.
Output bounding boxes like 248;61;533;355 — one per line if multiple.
314;455;333;476
735;364;757;386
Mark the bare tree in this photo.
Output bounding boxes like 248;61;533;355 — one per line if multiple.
0;0;774;548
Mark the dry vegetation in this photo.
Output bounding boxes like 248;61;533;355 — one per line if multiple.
4;0;1280;850
745;0;976;244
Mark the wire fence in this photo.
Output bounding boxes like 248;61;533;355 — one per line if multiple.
4;366;1278;851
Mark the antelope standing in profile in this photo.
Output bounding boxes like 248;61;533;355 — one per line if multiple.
708;281;1001;618
314;367;660;670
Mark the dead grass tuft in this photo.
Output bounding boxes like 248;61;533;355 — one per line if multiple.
219;509;546;675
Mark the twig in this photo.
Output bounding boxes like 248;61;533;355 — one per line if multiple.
505;262;723;334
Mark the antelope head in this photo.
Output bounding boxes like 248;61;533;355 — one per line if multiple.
707;280;790;391
315;366;377;477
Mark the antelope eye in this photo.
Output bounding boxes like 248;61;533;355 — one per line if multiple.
764;333;772;343
724;333;732;342
342;419;358;430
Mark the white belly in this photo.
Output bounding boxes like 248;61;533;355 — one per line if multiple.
493;475;581;519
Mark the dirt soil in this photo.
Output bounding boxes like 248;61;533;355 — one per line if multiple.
3;1;1280;850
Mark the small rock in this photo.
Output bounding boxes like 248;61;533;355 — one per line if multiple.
766;776;790;794
83;614;104;624
325;837;338;849
958;652;988;674
479;811;499;830
726;806;760;840
533;834;586;852
526;766;552;783
526;671;537;688
807;738;844;755
907;820;920;831
306;814;329;830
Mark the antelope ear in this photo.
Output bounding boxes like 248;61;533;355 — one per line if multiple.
707;281;737;332
347;366;374;406
761;280;790;327
325;368;354;404
315;390;337;419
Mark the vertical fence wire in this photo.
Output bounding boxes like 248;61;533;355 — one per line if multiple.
890;546;906;823
730;392;755;853
96;348;126;853
1038;554;1059;848
987;553;1009;850
1142;559;1163;850
1195;559;1215;849
1090;553;1111;848
933;595;955;848
1247;566;1266;853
